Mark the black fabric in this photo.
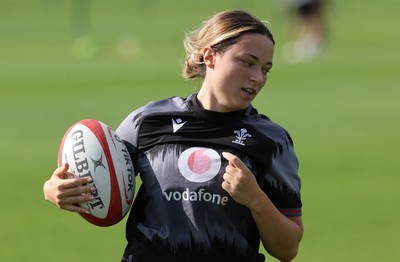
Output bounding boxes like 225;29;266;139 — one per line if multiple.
121;237;266;262
116;94;302;261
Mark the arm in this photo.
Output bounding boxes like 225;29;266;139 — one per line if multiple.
43;163;96;214
221;152;303;262
250;191;303;261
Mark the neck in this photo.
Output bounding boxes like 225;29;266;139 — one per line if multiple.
196;89;225;112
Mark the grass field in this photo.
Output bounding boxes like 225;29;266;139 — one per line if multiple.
1;0;399;261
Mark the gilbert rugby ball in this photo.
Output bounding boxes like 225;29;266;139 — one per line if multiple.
58;119;135;227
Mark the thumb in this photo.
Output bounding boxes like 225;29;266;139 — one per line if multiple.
53;163;72;179
222;152;234;166
222;152;250;172
222;152;240;168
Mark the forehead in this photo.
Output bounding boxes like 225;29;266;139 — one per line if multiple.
228;33;274;62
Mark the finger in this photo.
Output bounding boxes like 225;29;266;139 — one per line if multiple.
222;152;236;167
59;184;96;198
222;172;233;183
56;189;95;213
59;192;95;206
52;164;93;190
53;163;70;179
59;203;90;214
221;180;232;193
59;176;93;191
225;164;236;175
64;172;75;179
222;152;247;170
54;164;92;185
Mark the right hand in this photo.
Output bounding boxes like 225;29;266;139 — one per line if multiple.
43;163;96;214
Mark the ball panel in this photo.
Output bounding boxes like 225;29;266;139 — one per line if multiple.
78;120;122;225
103;125;135;213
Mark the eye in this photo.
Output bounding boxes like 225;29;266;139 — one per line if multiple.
262;68;271;75
242;60;254;67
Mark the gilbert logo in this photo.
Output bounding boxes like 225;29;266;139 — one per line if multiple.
232;128;252;146
91;153;107;173
172;117;187;133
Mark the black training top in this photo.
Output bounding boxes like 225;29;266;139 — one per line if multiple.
116;94;302;261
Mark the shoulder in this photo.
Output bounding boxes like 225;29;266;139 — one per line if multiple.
138;95;191;114
126;95;194;124
116;95;193;147
245;107;294;148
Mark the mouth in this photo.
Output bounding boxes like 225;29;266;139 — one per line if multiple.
241;87;256;96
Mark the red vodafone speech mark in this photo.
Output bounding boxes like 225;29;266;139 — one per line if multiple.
178;147;221;183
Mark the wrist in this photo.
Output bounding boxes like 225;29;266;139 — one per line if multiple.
248;189;271;214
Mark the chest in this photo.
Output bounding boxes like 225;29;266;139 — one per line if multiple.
134;115;274;195
137;114;273;156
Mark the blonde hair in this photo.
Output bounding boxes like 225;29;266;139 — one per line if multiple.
182;10;275;80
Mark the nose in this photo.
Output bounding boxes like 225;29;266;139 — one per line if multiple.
250;68;266;86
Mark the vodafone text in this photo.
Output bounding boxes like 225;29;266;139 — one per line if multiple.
70;129;105;210
163;188;229;206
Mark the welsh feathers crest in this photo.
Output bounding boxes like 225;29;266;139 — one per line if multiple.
232;128;252;146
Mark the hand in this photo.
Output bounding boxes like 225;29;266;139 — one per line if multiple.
43;163;96;213
221;152;263;208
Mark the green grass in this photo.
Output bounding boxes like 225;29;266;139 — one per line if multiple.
1;0;399;261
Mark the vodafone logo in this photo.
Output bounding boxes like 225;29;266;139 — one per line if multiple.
165;147;228;206
178;147;221;183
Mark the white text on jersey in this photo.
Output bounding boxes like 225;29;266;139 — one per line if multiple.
163;188;229;206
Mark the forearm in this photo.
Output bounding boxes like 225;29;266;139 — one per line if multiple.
250;190;303;261
220;152;303;260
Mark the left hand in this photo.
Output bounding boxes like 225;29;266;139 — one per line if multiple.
221;152;263;208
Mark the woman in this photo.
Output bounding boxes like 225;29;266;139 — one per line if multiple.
44;10;303;262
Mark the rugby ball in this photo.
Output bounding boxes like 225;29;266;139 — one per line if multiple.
58;119;135;227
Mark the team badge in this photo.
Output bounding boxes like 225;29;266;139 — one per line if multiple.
232;128;252;146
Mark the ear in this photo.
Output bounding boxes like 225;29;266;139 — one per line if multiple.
202;47;216;68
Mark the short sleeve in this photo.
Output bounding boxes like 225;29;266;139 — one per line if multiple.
264;143;302;216
116;111;138;147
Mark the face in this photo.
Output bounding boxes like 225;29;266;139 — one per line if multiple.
198;33;274;112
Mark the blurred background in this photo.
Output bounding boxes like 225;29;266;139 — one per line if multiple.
1;0;399;261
